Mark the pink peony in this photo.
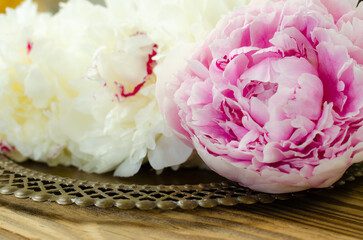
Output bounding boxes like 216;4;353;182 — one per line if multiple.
157;0;363;193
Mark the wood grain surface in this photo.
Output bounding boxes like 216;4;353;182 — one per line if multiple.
0;179;361;240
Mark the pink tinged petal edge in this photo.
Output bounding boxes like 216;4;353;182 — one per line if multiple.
284;73;324;121
271;27;319;67
187;80;213;106
312;27;363;64
265;119;294;141
222;54;249;86
308;149;354;188
238;130;259;150
249;10;281;48
194;138;310;194
289;115;316;143
319;0;358;23
316;42;350;112
197;136;357;193
155;44;196;145
250;97;269;126
240;57;279;84
262;142;289;163
317;42;363;115
352;141;363;164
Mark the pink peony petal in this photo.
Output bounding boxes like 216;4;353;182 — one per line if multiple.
265;119;294;141
319;0;357;23
250;97;269;126
284;73;323;120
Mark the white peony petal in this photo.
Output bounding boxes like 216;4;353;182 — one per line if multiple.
148;134;193;170
24;66;53;109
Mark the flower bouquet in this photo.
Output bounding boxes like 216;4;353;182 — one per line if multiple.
0;0;362;205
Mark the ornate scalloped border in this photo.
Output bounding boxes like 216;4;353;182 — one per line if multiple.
0;155;362;210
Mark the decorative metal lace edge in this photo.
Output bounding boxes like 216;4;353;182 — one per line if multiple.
0;155;362;210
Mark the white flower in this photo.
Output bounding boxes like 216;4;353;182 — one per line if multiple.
45;0;194;176
106;0;250;59
0;0;67;164
0;0;249;176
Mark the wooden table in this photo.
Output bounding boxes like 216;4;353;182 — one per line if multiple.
0;179;361;240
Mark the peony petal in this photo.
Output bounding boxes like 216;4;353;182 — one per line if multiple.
250;97;269;126
284;73;323;121
114;157;144;177
265;119;294;141
148;134;193;170
24;66;54;109
319;0;357;23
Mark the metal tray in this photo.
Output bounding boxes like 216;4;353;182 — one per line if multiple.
0;155;361;210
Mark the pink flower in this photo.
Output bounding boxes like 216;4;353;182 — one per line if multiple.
157;0;363;193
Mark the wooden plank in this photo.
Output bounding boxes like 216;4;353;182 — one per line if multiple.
0;180;361;240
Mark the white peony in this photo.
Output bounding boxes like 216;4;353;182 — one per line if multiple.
0;0;69;164
0;0;249;176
